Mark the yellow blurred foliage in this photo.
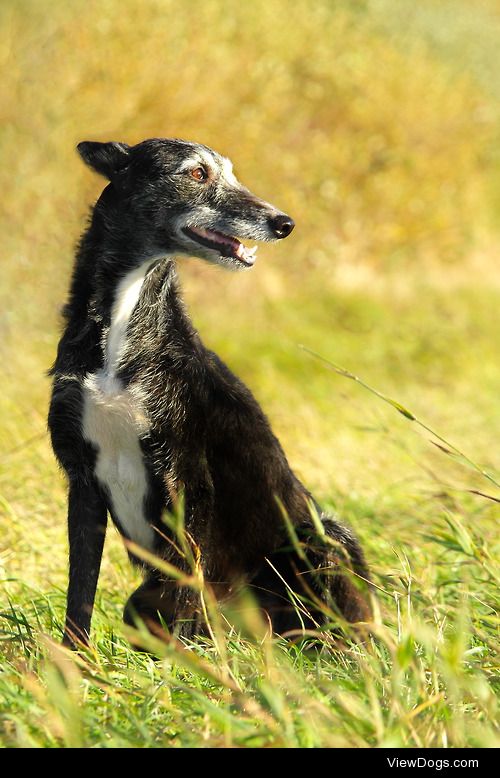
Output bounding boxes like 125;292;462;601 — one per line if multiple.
1;0;500;583
1;0;497;311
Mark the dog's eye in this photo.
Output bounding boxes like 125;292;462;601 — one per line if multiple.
190;166;208;182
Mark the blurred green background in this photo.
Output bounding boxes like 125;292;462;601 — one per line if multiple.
1;0;499;747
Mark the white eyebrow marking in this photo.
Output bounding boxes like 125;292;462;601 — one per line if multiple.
177;152;239;186
177;157;205;173
221;157;238;186
178;149;216;174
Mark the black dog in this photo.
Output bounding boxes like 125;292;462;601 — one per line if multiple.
48;138;371;647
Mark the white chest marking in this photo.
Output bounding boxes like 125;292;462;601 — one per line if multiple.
106;262;153;373
82;261;159;552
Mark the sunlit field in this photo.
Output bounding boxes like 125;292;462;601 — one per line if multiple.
1;0;499;748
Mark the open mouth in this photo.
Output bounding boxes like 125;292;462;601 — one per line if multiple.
182;226;258;267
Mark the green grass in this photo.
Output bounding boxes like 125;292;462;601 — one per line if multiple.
1;0;499;748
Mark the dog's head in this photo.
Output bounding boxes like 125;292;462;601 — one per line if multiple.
78;138;294;270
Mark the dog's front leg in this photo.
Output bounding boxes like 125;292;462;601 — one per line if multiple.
62;478;107;648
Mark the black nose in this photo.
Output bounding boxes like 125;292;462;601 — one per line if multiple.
269;213;295;239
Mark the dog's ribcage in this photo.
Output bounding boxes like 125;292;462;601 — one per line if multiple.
82;262;156;551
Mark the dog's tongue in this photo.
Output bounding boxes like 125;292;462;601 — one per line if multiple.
188;226;258;265
197;227;238;250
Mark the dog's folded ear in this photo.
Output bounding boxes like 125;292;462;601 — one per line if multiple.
77;141;131;184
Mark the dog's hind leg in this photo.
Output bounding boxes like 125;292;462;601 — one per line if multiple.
62;479;107;648
249;517;372;637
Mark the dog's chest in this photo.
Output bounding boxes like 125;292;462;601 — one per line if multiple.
81;262;159;552
82;373;156;551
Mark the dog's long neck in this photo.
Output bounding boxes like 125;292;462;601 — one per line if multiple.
56;187;197;377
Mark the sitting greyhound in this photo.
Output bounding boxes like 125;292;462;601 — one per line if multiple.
48;138;371;647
